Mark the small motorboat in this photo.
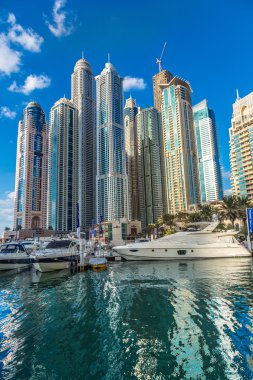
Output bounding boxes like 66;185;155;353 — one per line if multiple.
0;243;33;271
89;257;108;271
32;240;79;272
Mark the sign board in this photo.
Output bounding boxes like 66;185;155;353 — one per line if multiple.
247;208;253;234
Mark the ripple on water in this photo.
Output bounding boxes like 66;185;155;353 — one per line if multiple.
0;259;253;379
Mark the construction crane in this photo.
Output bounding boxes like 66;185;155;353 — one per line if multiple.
156;42;167;72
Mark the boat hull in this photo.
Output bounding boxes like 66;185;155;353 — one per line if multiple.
0;262;31;271
33;261;75;273
114;245;251;261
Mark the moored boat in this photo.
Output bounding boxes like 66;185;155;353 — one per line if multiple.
32;240;79;272
0;243;33;271
113;222;252;261
89;257;108;271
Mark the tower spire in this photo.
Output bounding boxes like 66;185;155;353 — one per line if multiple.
236;88;240;101
82;51;84;59
107;52;110;63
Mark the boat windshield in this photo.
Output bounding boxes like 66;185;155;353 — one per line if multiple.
0;244;25;253
45;240;75;249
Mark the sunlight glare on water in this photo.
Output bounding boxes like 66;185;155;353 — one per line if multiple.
0;258;253;379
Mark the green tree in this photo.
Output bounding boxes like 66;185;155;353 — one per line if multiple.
176;211;188;222
187;212;202;223
4;227;10;231
158;214;175;229
199;204;214;221
221;195;238;228
237;195;250;235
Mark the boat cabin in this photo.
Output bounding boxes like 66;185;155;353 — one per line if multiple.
0;243;26;254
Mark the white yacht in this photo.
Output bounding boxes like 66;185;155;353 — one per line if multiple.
113;222;251;261
32;240;79;272
0;243;33;270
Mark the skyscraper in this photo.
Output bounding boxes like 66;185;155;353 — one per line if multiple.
47;97;78;231
153;69;173;112
124;97;139;221
230;92;253;198
153;69;173;215
14;102;48;230
137;107;163;226
96;61;128;222
193;99;223;202
160;77;199;214
71;56;96;229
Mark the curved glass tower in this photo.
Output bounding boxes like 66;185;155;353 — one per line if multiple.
14;102;48;229
193;99;223;202
71;57;96;229
96;62;128;222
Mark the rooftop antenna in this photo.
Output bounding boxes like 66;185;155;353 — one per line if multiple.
82;51;84;59
156;42;167;73
236;88;240;101
108;52;110;63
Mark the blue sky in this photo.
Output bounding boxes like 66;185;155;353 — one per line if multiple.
0;0;253;231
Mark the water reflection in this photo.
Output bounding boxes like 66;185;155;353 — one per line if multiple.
0;258;253;379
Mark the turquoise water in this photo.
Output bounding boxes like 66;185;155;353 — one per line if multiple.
1;259;253;379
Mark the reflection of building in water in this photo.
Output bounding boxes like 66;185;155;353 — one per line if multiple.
14;102;48;230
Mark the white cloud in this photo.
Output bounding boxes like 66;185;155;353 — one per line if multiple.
46;0;75;37
222;167;231;180
0;106;16;119
0;33;21;75
7;13;16;26
0;13;43;75
7;13;44;52
9;74;51;95
123;76;146;92
0;191;15;235
224;189;232;196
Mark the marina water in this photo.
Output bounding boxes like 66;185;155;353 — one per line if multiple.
1;258;253;379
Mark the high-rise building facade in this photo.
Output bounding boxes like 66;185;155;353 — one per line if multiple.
124;97;139;221
14;102;48;230
193;99;223;202
230;92;253;198
47;98;78;231
71;57;96;229
137;107;163;226
153;69;173;112
96;62;128;222
153;69;173;214
160;77;199;214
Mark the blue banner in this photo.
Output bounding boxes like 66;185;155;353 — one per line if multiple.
247;208;253;233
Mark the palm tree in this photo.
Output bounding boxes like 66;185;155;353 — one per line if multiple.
159;214;175;229
187;212;202;223
176;211;188;223
237;195;250;234
221;195;238;228
199;204;214;222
